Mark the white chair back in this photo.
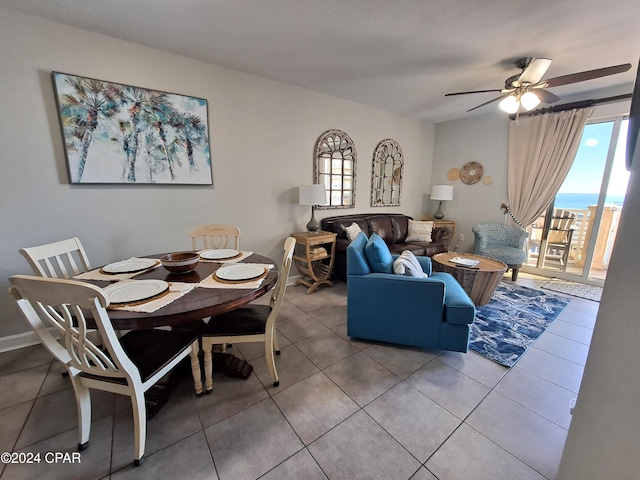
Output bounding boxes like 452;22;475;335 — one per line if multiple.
267;236;296;315
9;275;137;382
19;237;91;278
189;224;241;250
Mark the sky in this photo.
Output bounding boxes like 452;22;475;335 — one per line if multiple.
559;119;630;196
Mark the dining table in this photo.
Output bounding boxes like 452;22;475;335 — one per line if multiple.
73;249;278;414
80;251;278;330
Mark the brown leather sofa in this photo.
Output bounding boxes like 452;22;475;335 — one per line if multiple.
320;213;447;280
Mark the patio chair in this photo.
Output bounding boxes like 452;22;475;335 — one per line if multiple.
529;209;575;271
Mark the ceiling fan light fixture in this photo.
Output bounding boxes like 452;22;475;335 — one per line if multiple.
521;91;541;111
499;94;520;114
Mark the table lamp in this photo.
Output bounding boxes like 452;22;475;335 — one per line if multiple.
299;184;328;231
430;185;453;220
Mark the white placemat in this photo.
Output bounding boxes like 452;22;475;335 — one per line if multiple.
107;281;196;313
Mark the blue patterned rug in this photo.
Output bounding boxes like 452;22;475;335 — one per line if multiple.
469;282;570;367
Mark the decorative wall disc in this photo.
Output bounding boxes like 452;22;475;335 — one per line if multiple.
447;168;460;181
483;176;493;185
460;161;483;185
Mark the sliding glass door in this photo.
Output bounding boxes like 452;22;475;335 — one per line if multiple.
525;117;630;285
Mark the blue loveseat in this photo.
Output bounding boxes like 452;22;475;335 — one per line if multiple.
346;232;476;353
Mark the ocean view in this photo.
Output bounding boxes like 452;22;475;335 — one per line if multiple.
555;193;625;210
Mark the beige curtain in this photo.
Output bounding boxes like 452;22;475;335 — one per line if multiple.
506;108;593;227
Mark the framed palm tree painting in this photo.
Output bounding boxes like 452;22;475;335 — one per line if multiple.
52;72;212;184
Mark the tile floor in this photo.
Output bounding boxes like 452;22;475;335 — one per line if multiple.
0;273;598;479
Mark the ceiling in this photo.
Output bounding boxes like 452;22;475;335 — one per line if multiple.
1;0;638;123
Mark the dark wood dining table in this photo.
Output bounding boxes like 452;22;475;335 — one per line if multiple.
88;252;278;330
82;251;278;413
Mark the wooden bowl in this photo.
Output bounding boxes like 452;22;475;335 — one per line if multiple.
161;252;199;274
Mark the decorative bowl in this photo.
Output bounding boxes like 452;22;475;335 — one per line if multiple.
160;252;200;274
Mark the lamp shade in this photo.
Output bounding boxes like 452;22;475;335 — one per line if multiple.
299;184;327;206
499;95;520;114
521;91;541;111
430;185;453;201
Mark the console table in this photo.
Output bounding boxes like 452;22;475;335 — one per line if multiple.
291;231;336;293
424;218;456;250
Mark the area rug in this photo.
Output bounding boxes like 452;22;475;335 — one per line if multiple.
540;279;603;302
469;282;570;367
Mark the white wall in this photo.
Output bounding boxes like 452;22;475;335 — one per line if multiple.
433;113;510;252
0;7;434;339
557;122;640;479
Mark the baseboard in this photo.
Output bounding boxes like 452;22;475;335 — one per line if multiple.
1;275;303;353
0;331;43;353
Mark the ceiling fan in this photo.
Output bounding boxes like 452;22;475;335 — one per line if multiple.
445;57;632;114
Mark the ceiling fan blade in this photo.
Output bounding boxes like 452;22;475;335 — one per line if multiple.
445;89;503;96
518;58;552;85
467;94;508;112
534;89;561;104
543;63;632;88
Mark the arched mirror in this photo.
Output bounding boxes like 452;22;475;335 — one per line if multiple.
371;139;403;206
315;129;357;209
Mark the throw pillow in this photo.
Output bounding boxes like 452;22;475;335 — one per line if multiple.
345;222;364;242
393;250;428;278
406;220;433;243
364;233;394;274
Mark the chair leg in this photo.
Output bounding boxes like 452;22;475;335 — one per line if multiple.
511;265;520;281
203;340;214;394
189;341;203;396
273;330;281;355
72;380;91;451
131;390;147;466
265;329;279;387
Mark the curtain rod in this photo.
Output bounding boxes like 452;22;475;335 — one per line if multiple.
509;93;632;120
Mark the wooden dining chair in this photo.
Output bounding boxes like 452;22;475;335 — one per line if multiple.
189;224;241;250
197;237;295;392
19;237;91;278
9;275;199;467
20;236;106;358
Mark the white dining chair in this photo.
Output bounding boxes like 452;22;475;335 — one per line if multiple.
19;237;91;278
189;224;241;250
196;237;295;392
9;275;199;466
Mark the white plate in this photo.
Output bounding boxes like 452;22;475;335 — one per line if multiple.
215;264;265;281
103;280;169;304
102;258;158;274
450;257;480;267
200;249;241;260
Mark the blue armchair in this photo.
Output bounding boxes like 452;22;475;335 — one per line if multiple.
472;223;529;280
346;233;475;353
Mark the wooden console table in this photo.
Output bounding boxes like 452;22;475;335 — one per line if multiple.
424;218;456;250
291;231;336;293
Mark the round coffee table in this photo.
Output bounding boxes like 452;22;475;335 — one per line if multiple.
431;252;507;306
